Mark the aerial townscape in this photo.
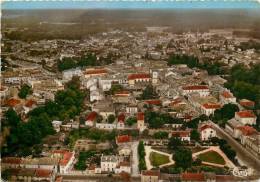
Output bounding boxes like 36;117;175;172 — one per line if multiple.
1;4;260;182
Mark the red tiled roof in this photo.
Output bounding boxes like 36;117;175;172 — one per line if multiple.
145;100;161;105
182;85;209;90
181;173;205;181
172;130;190;137
25;99;36;107
35;169;52;178
2;157;22;164
5;98;21;107
86;112;97;121
221;91;233;98
115;91;130;97
239;99;255;107
199;124;213;132
128;73;150;80
88;165;96;170
142;170;160;177
118;113;126;123
236;110;256;118
202;103;221;109
137;112;144;121
236;126;257;136
116;135;131;143
86;69;107;75
52;150;73;166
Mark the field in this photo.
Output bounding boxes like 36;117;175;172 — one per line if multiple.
198;151;225;165
149;152;170;167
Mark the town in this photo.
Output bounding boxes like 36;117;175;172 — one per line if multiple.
1;20;260;182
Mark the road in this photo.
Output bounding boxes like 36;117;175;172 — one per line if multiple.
210;121;260;174
131;141;139;176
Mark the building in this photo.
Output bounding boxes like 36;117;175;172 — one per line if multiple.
126;104;138;115
101;155;120;172
239;99;255;109
128;73;151;86
201;103;221;116
181;172;205;182
219;90;236;104
182;85;210;97
235;110;256;125
199;123;216;141
115;162;131;174
62;68;82;80
171;130;191;142
141;170;160;182
240;133;260;157
84;68;108;78
117;113;125;129
225;119;243;138
51;150;75;174
137;112;146;132
52;120;62;132
116;135;131;145
85;112;97;127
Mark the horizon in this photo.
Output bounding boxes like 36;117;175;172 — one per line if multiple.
2;1;260;10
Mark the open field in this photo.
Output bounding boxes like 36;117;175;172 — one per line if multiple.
198;151;225;165
149;152;170;167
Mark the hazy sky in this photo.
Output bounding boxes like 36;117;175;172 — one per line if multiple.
2;1;260;10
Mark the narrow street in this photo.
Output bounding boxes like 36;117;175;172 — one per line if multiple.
131;141;139;176
210;121;260;174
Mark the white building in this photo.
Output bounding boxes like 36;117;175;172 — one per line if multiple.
235;110;257;125
182;85;210;97
199;123;216;141
52;120;62;132
201;103;221;116
90;90;104;102
219;90;236;105
101;155;120;172
62;68;82;80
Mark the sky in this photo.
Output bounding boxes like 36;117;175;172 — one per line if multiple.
2;1;260;10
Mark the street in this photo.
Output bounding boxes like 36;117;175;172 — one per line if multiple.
210;121;260;174
131;141;139;176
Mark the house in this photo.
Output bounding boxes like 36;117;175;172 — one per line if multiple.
62;68;82;80
90;90;104;102
235;110;256;125
84;68;108;78
101;155;120;172
145;100;162;106
220;90;236;104
114;91;131;97
6;168;55;182
52;120;62;132
240;133;260;157
126;104;138;115
141;170;160;182
51;150;75;174
181;172;205;182
199;123;216;141
118;145;132;156
236;125;257;139
1;157;22;170
239;99;255;109
171;130;191;142
137;112;146;132
225;118;243;137
201;103;221;116
117;113;126;129
115;162;131;174
99;78;113;91
182;85;210;97
96;123;117;130
85;112;97;127
116;135;131;145
128;73;151;86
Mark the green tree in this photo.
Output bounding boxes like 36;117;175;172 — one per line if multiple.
168;137;182;151
190;129;200;141
153;131;169;139
141;84;158;100
107;114;116;124
174;148;192;170
126;117;137;126
18;84;32;99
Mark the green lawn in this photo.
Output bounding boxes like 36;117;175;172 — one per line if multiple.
198;151;225;165
150;152;170;167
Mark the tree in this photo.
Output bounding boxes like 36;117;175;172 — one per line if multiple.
126;117;137;126
141;84;158;100
4;108;21;128
138;141;146;171
168;137;182;151
18;84;32;99
174;148;192;170
109;84;123;95
107;114;115;124
153;131;169;139
190;130;200;141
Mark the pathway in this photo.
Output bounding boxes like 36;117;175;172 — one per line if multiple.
144;146;175;170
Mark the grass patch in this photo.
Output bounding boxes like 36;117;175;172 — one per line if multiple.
198;151;225;165
150;152;170;167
